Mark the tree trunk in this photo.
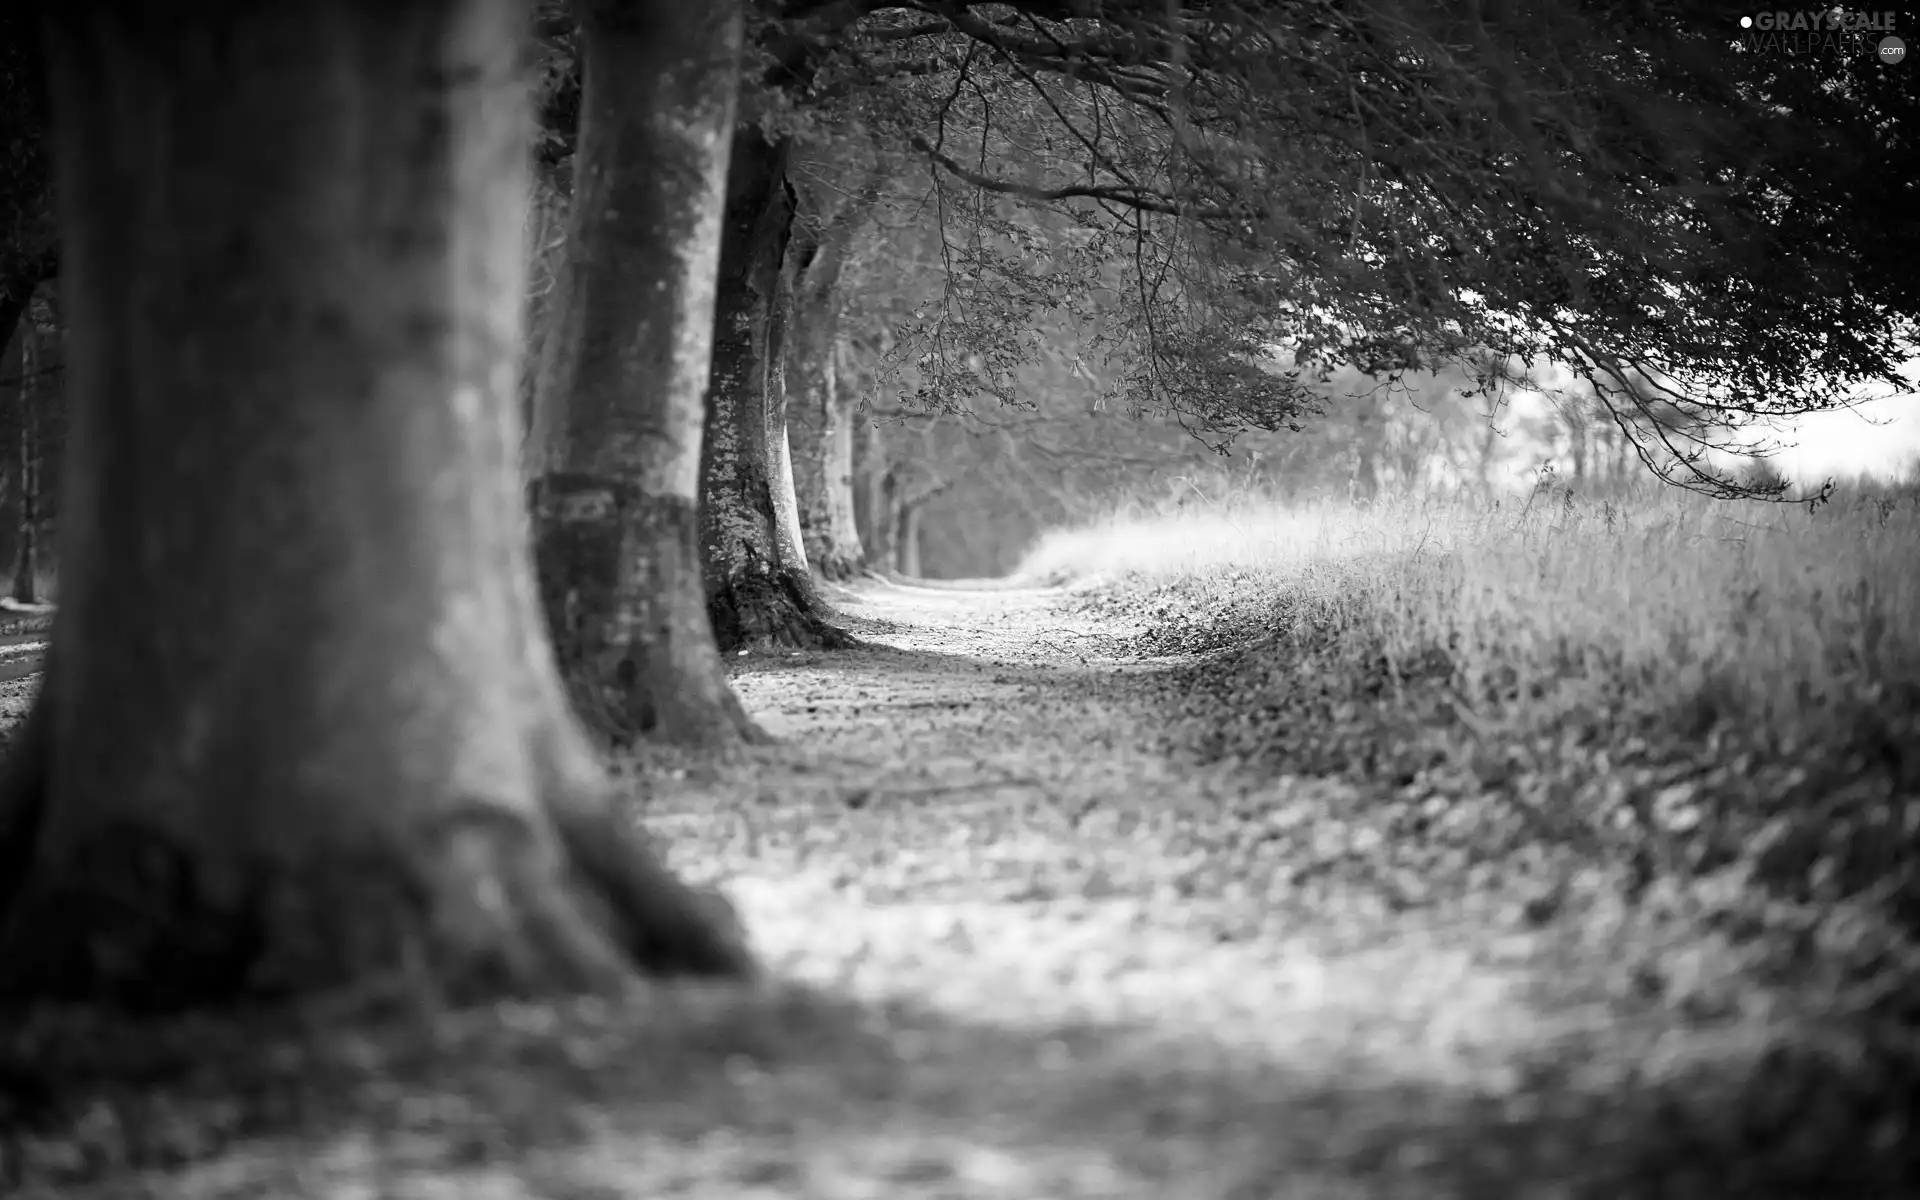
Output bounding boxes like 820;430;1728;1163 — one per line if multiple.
764;264;810;581
1565;405;1590;485
517;175;569;473
894;500;922;578
0;252;57;375
700;127;850;652
0;0;752;1015
820;353;865;577
861;420;897;574
787;253;865;580
10;304;37;604
1351;390;1382;502
1476;417;1500;496
524;0;760;748
0;332;16;573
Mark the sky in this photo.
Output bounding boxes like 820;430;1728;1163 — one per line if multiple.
1748;354;1920;483
1765;393;1920;482
1513;356;1920;487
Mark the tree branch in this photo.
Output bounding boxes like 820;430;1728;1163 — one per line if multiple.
911;133;1186;216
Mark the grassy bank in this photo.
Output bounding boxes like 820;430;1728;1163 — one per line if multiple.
1021;479;1920;1034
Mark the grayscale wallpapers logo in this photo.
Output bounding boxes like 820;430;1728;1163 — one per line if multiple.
1736;10;1905;61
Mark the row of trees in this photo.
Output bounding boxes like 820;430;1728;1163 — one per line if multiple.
0;0;1912;1015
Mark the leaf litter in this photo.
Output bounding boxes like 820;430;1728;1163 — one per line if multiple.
2;574;1914;1197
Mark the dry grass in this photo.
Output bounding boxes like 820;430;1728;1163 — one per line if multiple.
1019;477;1920;1040
1020;478;1920;756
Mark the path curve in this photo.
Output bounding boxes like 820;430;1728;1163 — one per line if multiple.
620;576;1739;1197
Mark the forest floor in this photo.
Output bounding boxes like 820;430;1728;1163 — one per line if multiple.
2;572;1915;1198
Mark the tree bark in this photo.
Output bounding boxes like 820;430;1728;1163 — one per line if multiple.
786;248;866;580
517;175;569;472
764;260;810;582
0;0;752;1015
10;303;38;603
700;127;851;652
525;0;760;747
821;340;868;580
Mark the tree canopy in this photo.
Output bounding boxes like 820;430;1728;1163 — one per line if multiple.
721;0;1919;491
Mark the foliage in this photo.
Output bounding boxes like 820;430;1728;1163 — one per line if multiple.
766;1;1920;490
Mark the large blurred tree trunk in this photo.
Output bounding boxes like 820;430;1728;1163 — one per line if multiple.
0;0;751;1013
700;127;849;651
526;0;759;747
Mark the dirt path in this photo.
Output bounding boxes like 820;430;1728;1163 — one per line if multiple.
10;578;1868;1198
605;577;1762;1198
707;576;1565;1061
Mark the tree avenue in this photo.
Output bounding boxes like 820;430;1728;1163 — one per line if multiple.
0;0;1914;1023
0;0;752;1013
530;0;1914;661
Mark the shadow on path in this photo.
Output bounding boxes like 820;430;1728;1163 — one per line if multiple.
4;974;1901;1199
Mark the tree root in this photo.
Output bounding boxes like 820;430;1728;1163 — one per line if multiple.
816;549;865;583
707;568;857;654
606;653;771;749
0;705;755;1012
543;783;755;981
534;473;768;749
